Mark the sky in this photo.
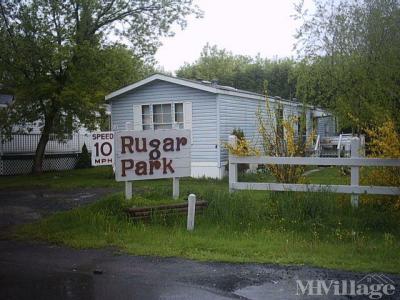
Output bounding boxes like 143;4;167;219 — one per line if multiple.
155;0;311;73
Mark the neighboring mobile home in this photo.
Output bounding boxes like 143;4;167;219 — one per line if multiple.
0;93;13;108
0;93;108;175
106;74;335;179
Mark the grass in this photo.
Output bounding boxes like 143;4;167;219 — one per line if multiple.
0;166;347;191
305;166;349;185
0;166;227;196
13;192;400;273
3;166;400;273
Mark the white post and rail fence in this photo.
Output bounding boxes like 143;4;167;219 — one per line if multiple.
228;135;400;207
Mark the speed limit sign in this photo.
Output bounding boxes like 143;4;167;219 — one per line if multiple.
91;131;114;166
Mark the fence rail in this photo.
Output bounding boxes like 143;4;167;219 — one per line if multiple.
0;133;92;155
228;136;400;206
230;156;400;167
231;182;400;196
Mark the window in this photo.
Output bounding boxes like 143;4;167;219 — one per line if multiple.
141;103;184;130
153;104;172;129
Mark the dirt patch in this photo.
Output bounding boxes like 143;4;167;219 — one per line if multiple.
0;187;118;230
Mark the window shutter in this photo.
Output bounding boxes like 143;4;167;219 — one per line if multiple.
133;105;142;131
183;102;192;130
183;101;192;143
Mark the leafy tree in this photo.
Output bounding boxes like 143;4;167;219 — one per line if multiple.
0;0;201;173
176;44;297;99
266;59;297;100
294;0;400;132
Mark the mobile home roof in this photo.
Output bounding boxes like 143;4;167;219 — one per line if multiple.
105;73;308;108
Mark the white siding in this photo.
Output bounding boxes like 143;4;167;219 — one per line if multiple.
218;94;262;164
317;116;337;137
218;95;313;164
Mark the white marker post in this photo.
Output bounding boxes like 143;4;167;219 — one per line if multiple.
187;194;196;231
350;137;360;208
173;177;179;199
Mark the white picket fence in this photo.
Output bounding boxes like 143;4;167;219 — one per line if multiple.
228;136;400;207
0;133;92;155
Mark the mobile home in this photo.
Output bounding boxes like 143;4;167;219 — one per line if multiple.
106;74;334;178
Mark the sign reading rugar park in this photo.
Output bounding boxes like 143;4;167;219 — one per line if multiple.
114;130;191;181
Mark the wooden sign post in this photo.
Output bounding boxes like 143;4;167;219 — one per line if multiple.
114;129;191;200
124;123;133;200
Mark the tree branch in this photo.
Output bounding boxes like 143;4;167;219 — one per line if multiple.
0;3;31;80
91;4;160;34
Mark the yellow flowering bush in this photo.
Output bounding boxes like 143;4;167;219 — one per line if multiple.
224;128;260;156
257;100;315;183
361;119;400;207
364;119;400;158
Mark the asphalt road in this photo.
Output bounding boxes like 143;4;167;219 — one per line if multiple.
0;188;399;299
3;240;400;300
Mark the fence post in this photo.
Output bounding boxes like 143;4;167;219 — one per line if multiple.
228;135;237;193
125;182;132;200
350;137;360;208
187;194;196;231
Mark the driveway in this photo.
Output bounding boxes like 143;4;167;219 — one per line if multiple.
0;187;399;299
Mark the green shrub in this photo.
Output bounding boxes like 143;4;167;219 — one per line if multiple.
231;127;250;173
232;127;245;140
75;143;92;169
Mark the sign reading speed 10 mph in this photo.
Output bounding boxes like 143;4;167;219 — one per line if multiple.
91;131;114;166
